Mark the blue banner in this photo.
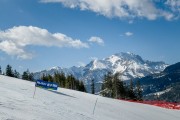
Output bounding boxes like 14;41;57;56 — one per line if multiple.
36;80;58;90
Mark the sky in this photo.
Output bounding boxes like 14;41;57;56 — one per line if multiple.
0;0;180;73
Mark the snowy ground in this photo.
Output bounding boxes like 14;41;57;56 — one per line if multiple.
0;75;180;120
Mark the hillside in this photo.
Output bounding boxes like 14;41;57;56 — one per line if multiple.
0;75;180;120
139;62;180;102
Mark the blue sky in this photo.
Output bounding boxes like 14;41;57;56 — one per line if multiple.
0;0;180;73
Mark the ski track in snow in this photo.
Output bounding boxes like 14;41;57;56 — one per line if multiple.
0;75;180;120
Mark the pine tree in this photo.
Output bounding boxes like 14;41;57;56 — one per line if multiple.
28;73;34;81
79;81;86;92
40;72;86;92
101;73;142;100
112;73;119;98
0;66;2;75
101;72;113;97
91;79;95;94
60;72;66;87
54;72;60;86
75;79;80;90
70;74;75;90
66;75;71;89
41;73;48;81
128;80;136;100
53;72;66;87
6;64;14;77
113;73;125;99
48;74;53;82
21;69;33;81
14;70;20;78
22;71;29;80
136;80;143;101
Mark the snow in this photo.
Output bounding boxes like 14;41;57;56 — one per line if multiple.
90;60;106;70
152;74;166;79
149;88;172;96
34;52;168;84
107;55;120;66
113;63;126;73
1;75;179;120
49;66;61;70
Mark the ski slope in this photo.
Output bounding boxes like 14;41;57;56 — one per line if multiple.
0;75;179;120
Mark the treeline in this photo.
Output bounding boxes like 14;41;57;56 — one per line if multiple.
41;72;86;92
0;64;86;92
100;72;142;101
0;64;34;81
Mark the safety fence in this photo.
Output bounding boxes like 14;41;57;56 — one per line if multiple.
119;99;180;110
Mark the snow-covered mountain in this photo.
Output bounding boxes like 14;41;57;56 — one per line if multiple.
34;52;168;85
138;62;180;102
0;75;180;120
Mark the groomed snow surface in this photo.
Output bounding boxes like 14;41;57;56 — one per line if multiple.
0;75;179;120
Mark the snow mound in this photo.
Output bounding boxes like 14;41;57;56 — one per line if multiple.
0;75;179;120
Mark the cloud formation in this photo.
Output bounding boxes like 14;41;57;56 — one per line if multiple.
0;26;89;59
40;0;179;20
88;36;104;46
125;32;133;36
165;0;180;15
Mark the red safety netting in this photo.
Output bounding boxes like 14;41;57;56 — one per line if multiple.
119;99;180;110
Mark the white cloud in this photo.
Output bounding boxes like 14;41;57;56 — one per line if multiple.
0;26;89;59
165;0;180;14
40;0;177;20
88;36;104;46
125;32;133;36
166;0;180;9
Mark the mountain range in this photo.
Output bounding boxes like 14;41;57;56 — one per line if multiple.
33;52;168;91
138;62;180;102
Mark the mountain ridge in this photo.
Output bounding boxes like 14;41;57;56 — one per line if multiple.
33;52;168;89
139;62;180;102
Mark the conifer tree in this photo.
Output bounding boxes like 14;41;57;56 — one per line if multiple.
54;72;60;86
91;79;95;94
48;74;53;82
66;75;71;89
101;72;139;100
70;74;75;89
22;71;29;80
75;80;80;90
112;73;119;98
136;80;142;101
22;69;34;81
14;70;20;78
128;80;136;100
79;81;86;92
6;64;14;77
60;72;66;87
28;73;34;81
41;73;48;81
0;66;2;75
40;72;86;92
101;72;113;97
113;73;125;99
